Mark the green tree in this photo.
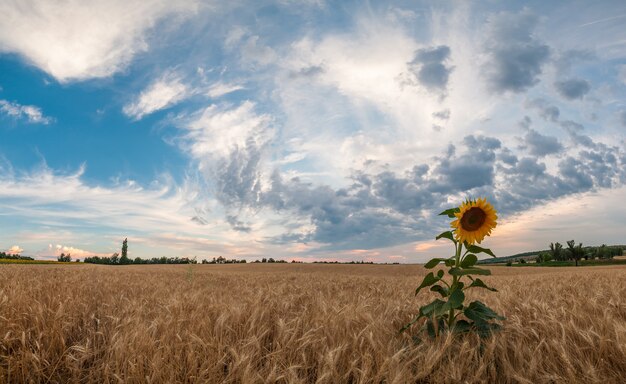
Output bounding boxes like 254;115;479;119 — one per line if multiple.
566;240;584;266
549;242;564;261
120;238;129;264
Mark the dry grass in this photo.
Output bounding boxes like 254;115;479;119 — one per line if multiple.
1;263;625;383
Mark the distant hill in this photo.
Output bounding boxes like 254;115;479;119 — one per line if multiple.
477;250;545;264
478;244;626;264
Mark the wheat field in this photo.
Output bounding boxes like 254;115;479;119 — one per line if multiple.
0;263;625;383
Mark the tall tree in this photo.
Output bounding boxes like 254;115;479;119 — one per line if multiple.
566;240;583;266
549;242;563;261
120;238;129;265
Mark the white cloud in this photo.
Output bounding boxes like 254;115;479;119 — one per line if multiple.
5;245;23;255
35;244;109;260
181;101;274;159
123;71;190;120
0;0;198;82
0;164;205;235
0;99;53;124
207;82;244;98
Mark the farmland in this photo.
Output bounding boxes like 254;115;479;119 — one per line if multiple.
1;263;625;383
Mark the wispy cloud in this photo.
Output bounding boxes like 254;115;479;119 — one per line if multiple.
0;0;199;82
0;100;53;124
124;71;191;120
5;245;23;254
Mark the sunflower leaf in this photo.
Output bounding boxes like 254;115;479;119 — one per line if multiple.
419;299;446;317
464;300;505;321
465;244;496;258
447;289;465;309
430;284;449;297
435;231;455;242
466;278;498;292
444;258;456;267
424;258;446;269
449;267;491;276
439;208;460;218
460;254;478;268
415;272;441;295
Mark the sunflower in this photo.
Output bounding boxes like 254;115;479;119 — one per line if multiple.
450;198;497;245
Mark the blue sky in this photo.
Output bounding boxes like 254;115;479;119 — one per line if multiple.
0;0;625;262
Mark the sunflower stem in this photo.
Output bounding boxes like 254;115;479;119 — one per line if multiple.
448;241;463;329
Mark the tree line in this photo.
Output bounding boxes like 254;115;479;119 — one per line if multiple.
535;241;623;266
0;252;34;261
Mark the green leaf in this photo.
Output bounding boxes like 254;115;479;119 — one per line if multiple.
419;299;446;317
449;267;492;276
460;254;478;268
426;318;437;338
444;258;456;267
435;231;455;242
464;301;505;322
415;272;440;295
452;319;472;334
430;284;449;298
473;320;503;339
424;258;446;269
465;244;496;258
466;278;497;292
439;208;460;218
447;289;465;309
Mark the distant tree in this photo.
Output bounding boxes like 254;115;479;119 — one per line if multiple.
536;252;553;264
119;238;130;264
549;242;564;261
262;258;267;263
566;240;584;266
110;252;119;265
57;253;72;262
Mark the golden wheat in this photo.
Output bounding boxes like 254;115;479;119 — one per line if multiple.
1;263;625;383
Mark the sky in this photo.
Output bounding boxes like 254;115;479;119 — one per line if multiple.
0;0;625;263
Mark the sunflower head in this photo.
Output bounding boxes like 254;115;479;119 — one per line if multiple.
450;198;497;245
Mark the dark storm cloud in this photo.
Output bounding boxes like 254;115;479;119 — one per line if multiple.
522;128;563;157
525;98;560;122
289;65;325;79
226;215;252;232
214;138;263;208
262;171;431;249
560;120;595;147
554;49;594;73
208;130;624;250
407;45;453;92
483;10;550;93
554;78;590;100
433;109;451;120
496;156;570;214
558;157;594;191
429;135;501;192
498;148;518;165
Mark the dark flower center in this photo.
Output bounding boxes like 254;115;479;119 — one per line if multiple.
460;207;486;231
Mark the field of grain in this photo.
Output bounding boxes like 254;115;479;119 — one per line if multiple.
1;263;625;383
